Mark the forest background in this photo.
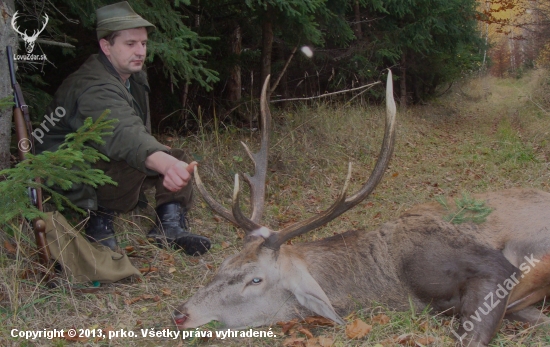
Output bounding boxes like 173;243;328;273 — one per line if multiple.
0;0;549;171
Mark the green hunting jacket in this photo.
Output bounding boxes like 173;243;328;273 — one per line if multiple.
37;51;168;209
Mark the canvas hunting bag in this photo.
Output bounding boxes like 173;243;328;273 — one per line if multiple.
44;211;141;283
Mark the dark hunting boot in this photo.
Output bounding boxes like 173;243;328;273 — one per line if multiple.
85;206;117;251
147;202;211;256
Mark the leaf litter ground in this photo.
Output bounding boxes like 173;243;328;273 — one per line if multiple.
1;70;550;346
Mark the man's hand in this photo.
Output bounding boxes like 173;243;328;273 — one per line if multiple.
144;151;198;192
163;160;197;192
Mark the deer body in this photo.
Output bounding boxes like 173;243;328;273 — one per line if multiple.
174;73;550;346
177;189;550;345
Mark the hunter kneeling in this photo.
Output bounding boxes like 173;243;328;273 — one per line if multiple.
36;1;210;256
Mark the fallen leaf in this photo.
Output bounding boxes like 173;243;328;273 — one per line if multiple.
283;337;306;347
236;230;245;239
161;288;172;296
139;266;158;273
416;336;436;345
136;238;148;246
397;333;413;345
124;296;143;305
4;241;16;254
380;336;398;346
318;336;334;347
221;241;231;249
307;336;334;347
304;316;336;326
345;319;372;339
372;314;390;325
64;327;89;342
19;269;33;279
65;335;88;342
160;252;175;264
124;245;135;253
168;267;177;274
104;326;114;337
392;172;399;177
278;319;299;334
418;321;429;331
298;327;313;339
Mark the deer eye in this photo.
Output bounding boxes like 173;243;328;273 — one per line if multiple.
251;278;262;285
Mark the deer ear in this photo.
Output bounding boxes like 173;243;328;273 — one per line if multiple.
285;265;345;325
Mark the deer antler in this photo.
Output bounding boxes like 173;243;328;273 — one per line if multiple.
196;70;396;249
194;75;271;233
11;12;49;39
11;11;27;38
261;70;397;249
32;13;49;40
11;11;49;53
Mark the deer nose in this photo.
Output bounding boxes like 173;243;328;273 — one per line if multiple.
173;309;188;328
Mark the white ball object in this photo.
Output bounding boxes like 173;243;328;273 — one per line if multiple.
301;46;313;58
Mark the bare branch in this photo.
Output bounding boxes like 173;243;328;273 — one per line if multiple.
270;81;381;103
269;45;298;97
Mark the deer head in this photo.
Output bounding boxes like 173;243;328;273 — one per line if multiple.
11;11;49;54
174;71;397;329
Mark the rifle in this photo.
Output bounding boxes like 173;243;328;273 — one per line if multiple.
6;46;51;274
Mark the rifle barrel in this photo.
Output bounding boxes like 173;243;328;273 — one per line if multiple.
6;46;21;109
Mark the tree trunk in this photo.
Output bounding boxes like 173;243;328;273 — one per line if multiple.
227;24;242;104
0;0;17;170
353;0;363;40
400;54;407;111
260;10;273;102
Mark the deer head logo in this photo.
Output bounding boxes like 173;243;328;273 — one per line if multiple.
11;11;49;54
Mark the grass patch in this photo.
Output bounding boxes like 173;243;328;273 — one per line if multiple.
1;70;550;346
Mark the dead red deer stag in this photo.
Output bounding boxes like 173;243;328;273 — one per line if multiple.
173;71;550;346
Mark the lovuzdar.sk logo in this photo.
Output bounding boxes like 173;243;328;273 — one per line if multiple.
11;11;48;61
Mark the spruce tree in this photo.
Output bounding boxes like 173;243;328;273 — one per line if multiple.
0;111;117;227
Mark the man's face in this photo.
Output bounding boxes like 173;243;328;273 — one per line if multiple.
100;27;148;81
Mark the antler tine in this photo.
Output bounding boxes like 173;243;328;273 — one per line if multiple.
264;70;397;250
194;75;271;233
194;165;238;225
238;74;271;224
33;13;49;38
232;174;263;232
11;11;26;37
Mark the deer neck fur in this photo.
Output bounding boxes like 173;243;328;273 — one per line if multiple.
286;219;424;315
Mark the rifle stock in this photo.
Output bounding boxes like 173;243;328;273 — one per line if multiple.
7;46;51;275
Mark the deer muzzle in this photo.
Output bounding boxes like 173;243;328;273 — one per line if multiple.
173;309;189;329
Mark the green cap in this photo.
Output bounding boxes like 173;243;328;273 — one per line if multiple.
96;1;155;40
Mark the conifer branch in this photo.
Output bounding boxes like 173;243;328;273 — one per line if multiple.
0;110;118;226
437;193;493;225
